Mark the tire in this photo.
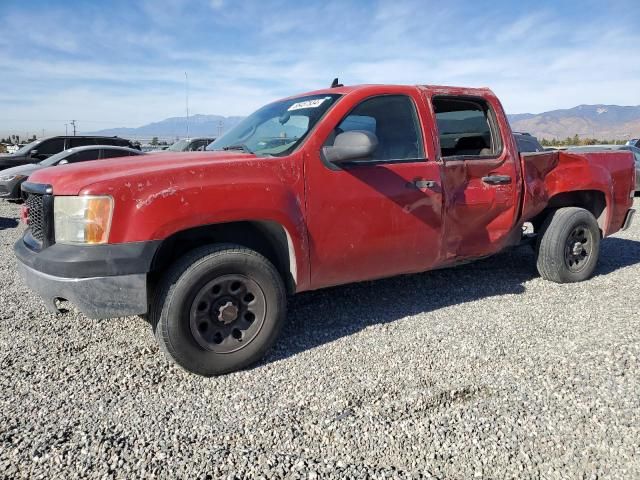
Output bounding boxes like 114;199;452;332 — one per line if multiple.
150;244;287;376
535;207;600;283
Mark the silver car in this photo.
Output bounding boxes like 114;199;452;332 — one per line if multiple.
0;145;144;201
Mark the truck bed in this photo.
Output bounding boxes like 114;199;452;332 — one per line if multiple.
520;150;635;236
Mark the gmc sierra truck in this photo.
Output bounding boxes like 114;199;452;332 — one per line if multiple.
15;84;636;376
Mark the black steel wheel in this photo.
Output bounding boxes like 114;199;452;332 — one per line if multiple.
150;244;287;376
536;207;600;283
563;224;594;273
189;274;266;354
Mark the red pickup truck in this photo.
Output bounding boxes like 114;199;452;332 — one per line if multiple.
15;84;636;376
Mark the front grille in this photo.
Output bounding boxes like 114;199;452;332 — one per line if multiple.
26;193;45;242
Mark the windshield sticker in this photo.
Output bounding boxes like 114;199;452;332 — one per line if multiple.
288;98;329;111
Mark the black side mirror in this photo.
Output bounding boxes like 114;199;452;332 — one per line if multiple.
322;130;378;164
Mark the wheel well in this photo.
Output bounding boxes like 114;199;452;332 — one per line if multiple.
531;190;607;232
150;221;296;293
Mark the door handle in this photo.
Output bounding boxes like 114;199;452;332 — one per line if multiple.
407;179;437;190
482;175;511;185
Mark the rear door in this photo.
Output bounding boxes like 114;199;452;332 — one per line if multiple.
429;94;521;259
304;90;444;289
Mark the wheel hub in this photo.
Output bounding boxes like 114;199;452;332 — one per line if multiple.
571;241;584;256
217;301;239;324
564;225;592;272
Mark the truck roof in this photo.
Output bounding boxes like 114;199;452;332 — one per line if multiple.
284;84;495;100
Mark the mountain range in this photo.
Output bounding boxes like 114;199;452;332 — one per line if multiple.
89;114;245;141
89;105;640;142
507;105;640;140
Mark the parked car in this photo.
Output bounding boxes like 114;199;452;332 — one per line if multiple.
514;132;545;153
626;139;639;148
568;145;640;193
15;83;636;376
0;136;139;171
0;146;143;201
156;137;215;152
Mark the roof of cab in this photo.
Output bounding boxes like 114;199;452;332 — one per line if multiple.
281;83;495;101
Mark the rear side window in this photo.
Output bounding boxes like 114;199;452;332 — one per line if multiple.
69;138;95;148
66;149;100;163
101;149;129;159
97;138;127;146
433;97;501;158
325;95;424;162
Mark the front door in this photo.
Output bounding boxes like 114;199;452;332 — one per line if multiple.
304;91;444;289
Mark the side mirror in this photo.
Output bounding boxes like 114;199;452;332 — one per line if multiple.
322;130;378;164
30;149;39;157
57;159;69;165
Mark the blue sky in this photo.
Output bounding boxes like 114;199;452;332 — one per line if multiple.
1;0;639;135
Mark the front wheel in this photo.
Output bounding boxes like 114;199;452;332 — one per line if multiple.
150;244;287;376
535;207;601;283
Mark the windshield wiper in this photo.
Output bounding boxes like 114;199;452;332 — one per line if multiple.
222;144;252;153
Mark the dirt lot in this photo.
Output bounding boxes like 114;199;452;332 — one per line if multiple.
1;200;639;479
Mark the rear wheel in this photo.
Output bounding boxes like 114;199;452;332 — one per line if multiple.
150;244;286;376
536;207;600;283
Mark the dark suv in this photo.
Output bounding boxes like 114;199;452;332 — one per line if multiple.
0;136;138;170
513;132;544;153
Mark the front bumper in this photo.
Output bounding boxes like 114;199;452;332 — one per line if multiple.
17;263;147;319
14;236;161;319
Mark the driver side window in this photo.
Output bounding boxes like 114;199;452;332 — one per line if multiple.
324;95;424;163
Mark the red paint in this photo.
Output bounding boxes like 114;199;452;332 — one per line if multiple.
20;205;29;224
27;84;636;292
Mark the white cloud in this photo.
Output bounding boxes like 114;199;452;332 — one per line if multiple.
1;0;639;135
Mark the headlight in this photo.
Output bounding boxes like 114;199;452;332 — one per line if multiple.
54;196;114;245
0;174;25;182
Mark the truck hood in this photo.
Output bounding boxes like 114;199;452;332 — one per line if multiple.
27;151;260;195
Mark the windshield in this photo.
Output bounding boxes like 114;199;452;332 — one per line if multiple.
167;139;191;152
38;149;72;166
207;94;341;156
14;140;41;155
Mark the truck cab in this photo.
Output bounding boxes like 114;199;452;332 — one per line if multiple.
15;84;636;376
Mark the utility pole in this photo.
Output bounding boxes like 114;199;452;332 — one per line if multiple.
70;120;77;136
185;72;190;139
65;124;68;135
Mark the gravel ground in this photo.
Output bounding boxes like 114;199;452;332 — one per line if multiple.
1;199;639;479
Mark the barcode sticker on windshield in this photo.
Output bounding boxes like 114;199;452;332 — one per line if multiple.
288;98;327;111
